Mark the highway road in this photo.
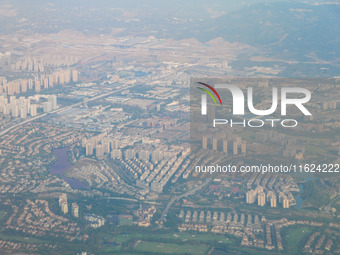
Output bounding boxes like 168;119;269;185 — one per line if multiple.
159;178;212;223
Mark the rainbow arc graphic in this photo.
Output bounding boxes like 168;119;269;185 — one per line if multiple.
197;82;222;115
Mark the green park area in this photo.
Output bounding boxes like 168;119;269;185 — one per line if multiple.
0;232;50;244
102;232;235;254
283;225;315;255
135;241;209;254
0;210;7;222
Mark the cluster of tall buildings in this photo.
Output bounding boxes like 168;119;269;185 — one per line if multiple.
82;134;118;158
114;145;188;194
246;186;289;209
0;69;78;95
144;118;177;130
42;95;58;113
0;94;57;118
112;144;183;164
321;101;338;110
202;135;246;155
117;148;173;163
58;193;79;217
83;214;105;228
0;52;11;65
13;55;79;72
137;149;170;163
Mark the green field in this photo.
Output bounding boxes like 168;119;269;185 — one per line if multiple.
135;241;209;254
110;232;234;245
0;232;50;244
102;232;234;254
283;226;314;254
0;210;7;222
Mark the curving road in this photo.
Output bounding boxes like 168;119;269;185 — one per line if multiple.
159;178;212;223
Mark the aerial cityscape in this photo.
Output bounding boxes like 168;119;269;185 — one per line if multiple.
0;0;339;255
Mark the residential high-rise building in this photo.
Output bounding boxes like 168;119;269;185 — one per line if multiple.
72;70;78;82
111;149;122;159
49;95;57;110
138;150;150;162
233;140;238;155
241;141;246;154
125;149;136;160
255;185;264;194
246;190;256;204
48;75;54;87
270;197;277;208
54;72;59;84
103;141;111;154
65;70;71;83
212;138;218;151
59;72;65;84
43;101;52;112
35;81;41;92
59;193;67;206
202;136;207;150
44;78;49;89
96;144;105;158
30;104;37;117
86;143;94;156
65;69;71;83
61;202;68;214
283;198;290;209
258;192;266;206
11;105;19;117
20;107;27;118
21;79;27;92
59;193;68;214
72;203;79;218
223;139;228;154
28;79;33;89
111;140;118;150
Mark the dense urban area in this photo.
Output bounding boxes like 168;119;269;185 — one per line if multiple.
0;1;339;255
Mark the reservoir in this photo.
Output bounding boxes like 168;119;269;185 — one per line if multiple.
50;147;87;189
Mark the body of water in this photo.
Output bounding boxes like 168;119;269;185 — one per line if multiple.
293;177;317;209
211;248;240;255
101;241;120;247
50;147;87;189
294;183;304;209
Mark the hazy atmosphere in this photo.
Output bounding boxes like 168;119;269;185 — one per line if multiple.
0;1;339;255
